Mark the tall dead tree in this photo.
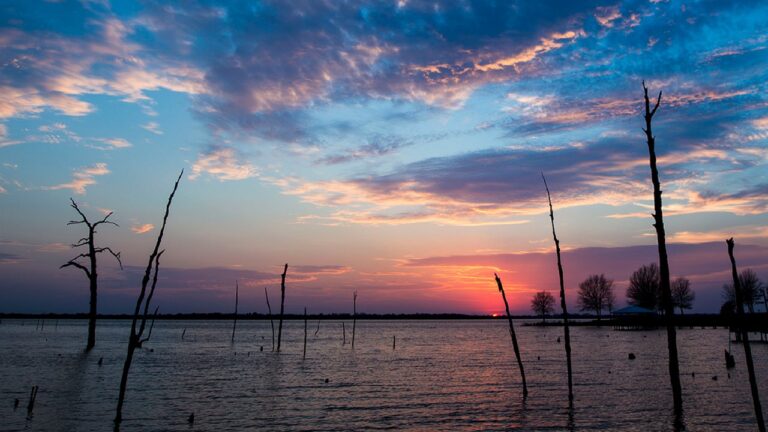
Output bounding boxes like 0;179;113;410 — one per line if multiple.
114;170;182;430
494;273;528;397
60;199;122;351
231;281;238;343
542;174;574;402
265;287;275;351
276;264;288;353
642;81;683;414
727;238;765;432
352;290;358;349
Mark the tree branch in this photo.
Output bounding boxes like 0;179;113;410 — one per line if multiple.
94;247;123;270
60;260;91;278
93;211;119;228
68;198;91;228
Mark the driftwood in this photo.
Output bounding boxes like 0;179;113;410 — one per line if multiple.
494;273;528;397
26;385;38;418
727;238;765;431
60;199;122;351
276;264;288;353
231;281;238;343
265;287;275;351
114;170;182;430
542;173;574;402
642;82;683;414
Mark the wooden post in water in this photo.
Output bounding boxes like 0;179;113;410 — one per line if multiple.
727;238;766;432
265;287;275;351
494;273;528;397
542;173;574;402
642;82;683;415
342;322;346;345
276;264;288;353
393;335;396;351
352;291;358;349
231;280;238;343
303;307;308;360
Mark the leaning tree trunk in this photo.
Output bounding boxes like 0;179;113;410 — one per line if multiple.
542;174;574;403
265;287;275;351
231;281;238;343
276;264;287;353
728;238;766;432
114;171;182;430
642;82;683;414
495;273;528;397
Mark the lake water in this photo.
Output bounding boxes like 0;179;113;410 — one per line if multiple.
1;319;766;431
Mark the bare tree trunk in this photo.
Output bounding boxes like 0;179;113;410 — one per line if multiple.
542;174;574;402
342;322;346;345
276;264;287;353
114;171;182;430
728;238;766;432
642;82;683;414
265;287;275;351
60;200;122;352
494;273;528;397
231;281;238;343
352;291;357;349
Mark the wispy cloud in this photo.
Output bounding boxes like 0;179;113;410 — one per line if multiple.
131;223;154;234
45;163;109;195
189;148;257;181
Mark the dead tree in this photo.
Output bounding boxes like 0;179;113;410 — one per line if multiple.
352;291;358;349
494;273;528;397
276;264;288;353
542;173;574;402
136;306;159;348
231;281;239;343
60;199;122;351
265;287;275;351
727;238;766;432
114;170;182;430
642;82;683;414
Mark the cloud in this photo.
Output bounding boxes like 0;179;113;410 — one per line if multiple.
131;223;154;234
45;162;109;194
141;122;163;135
189;147;257;181
316;135;412;165
0;124;22;148
92;137;131;150
0;252;24;265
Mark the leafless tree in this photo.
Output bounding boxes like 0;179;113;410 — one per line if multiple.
727;238;765;432
723;269;763;314
530;291;555;323
577;274;615;320
60;199;122;351
276;264;287;352
626;263;660;311
641;81;682;415
670;277;695;315
495;273;528;397
542;174;574;402
114;170;182;430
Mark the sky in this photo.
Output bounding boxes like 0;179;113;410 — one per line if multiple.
0;0;766;315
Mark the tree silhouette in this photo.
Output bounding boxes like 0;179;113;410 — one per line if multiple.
495;273;527;397
641;81;682;415
114;170;182;430
670;277;694;315
722;269;763;314
626;263;660;311
577;274;615;320
60;199;122;351
727;238;765;432
530;291;555;323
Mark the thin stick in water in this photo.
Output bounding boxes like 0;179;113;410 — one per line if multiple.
727;238;765;432
495;273;528;397
542;173;574;402
303;307;308;360
231;280;238;343
276;264;288;353
352;291;358;349
265;287;275;351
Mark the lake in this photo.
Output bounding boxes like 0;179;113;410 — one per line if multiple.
1;319;766;431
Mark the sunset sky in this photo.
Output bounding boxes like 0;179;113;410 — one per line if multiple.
1;0;766;314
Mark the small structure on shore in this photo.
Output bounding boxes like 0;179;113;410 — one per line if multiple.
612;305;657;330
